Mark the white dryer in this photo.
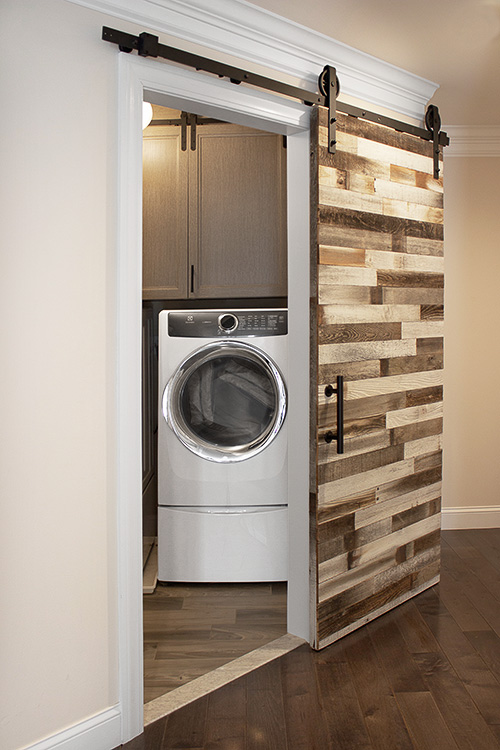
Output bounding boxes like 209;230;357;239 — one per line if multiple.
157;309;288;582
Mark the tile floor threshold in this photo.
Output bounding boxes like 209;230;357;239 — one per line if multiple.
143;632;305;726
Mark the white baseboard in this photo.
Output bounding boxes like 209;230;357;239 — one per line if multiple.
441;507;500;530
21;706;122;750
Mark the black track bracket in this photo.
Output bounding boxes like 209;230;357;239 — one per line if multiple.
318;66;340;154
425;104;443;179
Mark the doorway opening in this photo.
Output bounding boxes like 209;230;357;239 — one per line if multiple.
141;103;289;703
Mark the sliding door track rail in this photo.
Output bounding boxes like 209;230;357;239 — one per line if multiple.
102;26;448;175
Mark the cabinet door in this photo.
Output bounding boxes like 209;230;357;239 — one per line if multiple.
142;126;188;299
189;124;287;298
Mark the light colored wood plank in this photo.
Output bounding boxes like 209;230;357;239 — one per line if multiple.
390;164;443;193
317;431;391;465
318;552;350;583
404;435;443;460
386;401;444;429
374;177;443;208
319;245;366;267
339;369;444;402
318;265;377;287
322;178;443;223
319;339;416;365
365;249;444;274
320;304;421;325
319;459;415;506
354;482;442;530
356;136;435;175
319;183;384;215
318;164;348;188
402;321;444;339
349;172;377;194
318;284;374;305
320;162;376;194
319;127;358;153
318;224;392;252
381;197;443;224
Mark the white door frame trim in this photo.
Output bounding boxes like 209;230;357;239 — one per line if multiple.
116;53;311;742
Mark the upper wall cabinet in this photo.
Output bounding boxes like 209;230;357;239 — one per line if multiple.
143;126;189;298
142;121;287;300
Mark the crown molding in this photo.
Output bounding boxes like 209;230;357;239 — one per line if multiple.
444;126;500;157
68;0;438;122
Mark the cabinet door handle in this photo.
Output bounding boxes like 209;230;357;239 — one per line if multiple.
180;111;188;152
190;114;197;151
324;375;344;454
190;264;195;294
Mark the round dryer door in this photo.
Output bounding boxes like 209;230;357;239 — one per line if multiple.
162;341;287;462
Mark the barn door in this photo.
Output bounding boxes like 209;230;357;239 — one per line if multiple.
310;106;444;649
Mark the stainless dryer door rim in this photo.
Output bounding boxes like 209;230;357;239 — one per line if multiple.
162;340;287;463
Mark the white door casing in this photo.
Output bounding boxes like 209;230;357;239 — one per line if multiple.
116;53;311;741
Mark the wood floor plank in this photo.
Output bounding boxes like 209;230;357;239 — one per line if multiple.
413;651;500;750
367;615;427;693
465;629;500;685
315;658;372;749
465;530;500;575
393;598;442;654
280;646;331;749
413;587;500;724
342;628;415;749
395;691;459;750
438;573;491;632
204;679;247;749
246;660;288;750
441;541;500;637
162;696;208;749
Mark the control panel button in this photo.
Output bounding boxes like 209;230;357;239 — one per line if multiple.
218;314;238;332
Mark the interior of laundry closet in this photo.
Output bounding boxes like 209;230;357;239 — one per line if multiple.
141;103;289;703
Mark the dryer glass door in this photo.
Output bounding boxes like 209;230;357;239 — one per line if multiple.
163;342;286;462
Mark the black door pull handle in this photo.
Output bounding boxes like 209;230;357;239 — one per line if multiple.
323;375;344;454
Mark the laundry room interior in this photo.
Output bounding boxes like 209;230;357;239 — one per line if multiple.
141;102;291;703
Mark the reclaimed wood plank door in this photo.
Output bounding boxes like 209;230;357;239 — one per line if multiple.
310;107;444;649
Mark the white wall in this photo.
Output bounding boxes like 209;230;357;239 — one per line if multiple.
443;154;500;526
0;2;122;748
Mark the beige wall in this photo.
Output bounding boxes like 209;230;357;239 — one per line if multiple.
1;2;121;748
443;155;500;512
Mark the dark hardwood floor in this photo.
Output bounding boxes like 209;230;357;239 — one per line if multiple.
121;529;500;749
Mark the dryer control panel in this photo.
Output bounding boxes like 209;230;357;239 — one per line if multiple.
168;310;288;337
